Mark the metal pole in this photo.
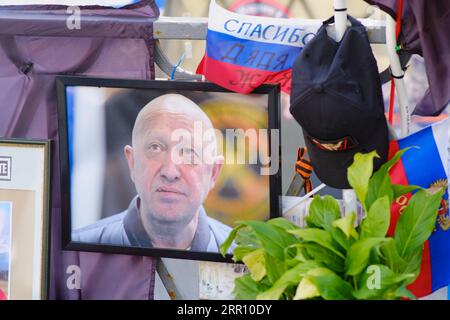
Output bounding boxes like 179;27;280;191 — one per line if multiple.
386;14;410;138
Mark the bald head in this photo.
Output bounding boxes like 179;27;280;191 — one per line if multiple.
132;94;214;147
123;94;224;249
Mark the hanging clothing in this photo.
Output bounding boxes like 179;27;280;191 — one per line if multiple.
365;0;450;116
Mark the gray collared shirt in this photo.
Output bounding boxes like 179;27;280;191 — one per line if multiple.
72;196;235;254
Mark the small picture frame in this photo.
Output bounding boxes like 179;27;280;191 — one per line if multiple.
0;138;51;300
57;76;282;263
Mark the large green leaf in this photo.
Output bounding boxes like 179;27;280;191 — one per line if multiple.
369;241;384;265
294;277;320;300
220;224;245;256
238;220;298;261
242;248;266;281
224;225;261;262
365;173;394;212
293;268;334;300
403;250;423;280
264;252;286;284
232;246;257;262
233;274;263;300
345;237;388;275
394;189;444;258
284;244;309;268
347;150;379;210
295;268;354;300
329;227;355;252
234;226;260;248
268;217;300;232
256;261;321;300
377;148;411;176
392;184;421;199
353;264;415;299
332;212;358;239
288;228;345;259
360;196;391;239
364;148;410;209
305;195;341;231
311;275;355;300
302;243;345;273
380;238;407;273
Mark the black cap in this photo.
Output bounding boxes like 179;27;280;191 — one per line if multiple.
289;16;389;189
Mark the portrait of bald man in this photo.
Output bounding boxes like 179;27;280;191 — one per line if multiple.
72;94;234;254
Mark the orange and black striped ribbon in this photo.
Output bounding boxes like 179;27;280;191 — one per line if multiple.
295;147;313;194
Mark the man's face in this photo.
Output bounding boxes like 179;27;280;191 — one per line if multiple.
125;113;222;226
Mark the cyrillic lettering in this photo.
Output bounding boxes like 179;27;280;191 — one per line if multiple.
224;19;239;32
221;43;244;63
245;50;260;66
246;73;262;89
256;52;275;70
237;22;252;35
288;28;304;43
273;26;289;42
249;24;262;38
302;32;315;45
229;70;244;86
229;70;262;90
262;25;275;40
266;71;291;89
272;54;288;70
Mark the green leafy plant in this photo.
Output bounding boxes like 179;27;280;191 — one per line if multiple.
220;149;444;300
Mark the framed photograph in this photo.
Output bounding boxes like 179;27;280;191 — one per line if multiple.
0;139;51;300
57;76;281;262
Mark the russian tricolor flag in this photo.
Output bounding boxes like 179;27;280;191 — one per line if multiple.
196;0;318;94
388;119;450;297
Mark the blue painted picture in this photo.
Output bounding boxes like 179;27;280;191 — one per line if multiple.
0;201;11;300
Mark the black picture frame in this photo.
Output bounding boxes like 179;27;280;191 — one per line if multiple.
56;76;281;263
0;138;51;299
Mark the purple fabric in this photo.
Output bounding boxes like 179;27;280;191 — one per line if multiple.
364;0;450;116
0;1;158;299
79;253;156;300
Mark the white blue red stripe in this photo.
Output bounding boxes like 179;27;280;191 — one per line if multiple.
389;119;450;297
197;0;319;94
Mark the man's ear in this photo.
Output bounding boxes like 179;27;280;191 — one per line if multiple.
124;145;135;183
209;155;224;190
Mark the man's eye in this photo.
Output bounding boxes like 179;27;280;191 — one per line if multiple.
148;143;164;153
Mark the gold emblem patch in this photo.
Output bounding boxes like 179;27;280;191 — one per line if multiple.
427;179;449;232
